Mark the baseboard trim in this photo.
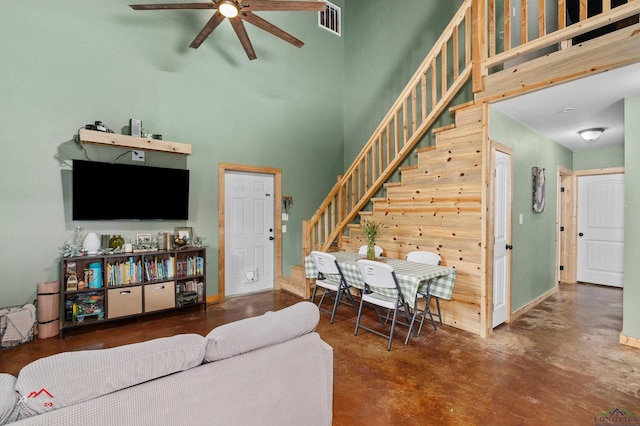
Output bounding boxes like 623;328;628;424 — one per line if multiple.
619;333;640;349
509;285;559;322
206;294;223;304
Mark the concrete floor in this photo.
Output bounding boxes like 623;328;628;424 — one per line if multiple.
1;282;638;425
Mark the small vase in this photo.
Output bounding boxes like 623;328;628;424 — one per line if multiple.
83;232;101;254
109;234;125;249
367;241;376;260
72;226;83;247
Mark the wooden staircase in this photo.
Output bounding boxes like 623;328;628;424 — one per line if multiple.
280;0;640;336
288;103;486;330
339;103;485;335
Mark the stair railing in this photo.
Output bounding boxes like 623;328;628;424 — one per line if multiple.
481;0;640;74
302;0;474;257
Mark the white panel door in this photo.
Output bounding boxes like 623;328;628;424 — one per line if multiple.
493;150;511;328
224;171;275;296
577;174;624;287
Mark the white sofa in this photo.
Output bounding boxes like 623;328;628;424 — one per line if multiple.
0;301;333;425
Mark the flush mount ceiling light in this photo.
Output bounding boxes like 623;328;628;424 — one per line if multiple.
130;0;326;60
217;0;238;18
578;128;605;144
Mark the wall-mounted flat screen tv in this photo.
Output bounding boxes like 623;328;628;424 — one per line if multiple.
72;160;189;220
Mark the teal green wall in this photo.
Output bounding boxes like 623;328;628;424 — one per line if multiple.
489;108;573;311
342;0;465;168
623;97;640;340
573;145;624;170
0;0;344;305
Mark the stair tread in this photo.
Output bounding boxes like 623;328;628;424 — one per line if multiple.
415;145;438;154
449;100;477;113
432;124;457;134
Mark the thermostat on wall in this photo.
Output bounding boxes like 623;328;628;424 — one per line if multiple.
130;118;141;137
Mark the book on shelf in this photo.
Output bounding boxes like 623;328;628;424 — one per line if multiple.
106;258;142;286
144;256;175;282
176;256;204;277
176;280;203;294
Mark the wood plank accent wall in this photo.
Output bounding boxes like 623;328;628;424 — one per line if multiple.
341;106;485;335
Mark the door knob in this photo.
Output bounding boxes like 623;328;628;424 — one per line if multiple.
269;236;274;241
579;232;584;237
506;244;513;250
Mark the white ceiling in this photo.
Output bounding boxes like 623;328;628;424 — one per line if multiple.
492;62;640;151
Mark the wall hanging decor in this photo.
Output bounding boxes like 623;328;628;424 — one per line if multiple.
532;166;546;213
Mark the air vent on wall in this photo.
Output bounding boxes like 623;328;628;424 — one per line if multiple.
319;1;341;36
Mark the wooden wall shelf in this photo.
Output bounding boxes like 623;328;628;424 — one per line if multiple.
79;129;191;155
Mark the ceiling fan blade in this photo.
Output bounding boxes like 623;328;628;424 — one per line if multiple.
229;18;257;60
242;12;303;48
242;0;326;12
130;3;215;10
189;11;225;49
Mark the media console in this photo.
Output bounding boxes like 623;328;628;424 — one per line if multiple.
59;247;206;338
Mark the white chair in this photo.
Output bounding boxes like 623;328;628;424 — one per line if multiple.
358;245;384;257
354;259;415;351
406;250;441;265
310;251;357;324
406;251;443;335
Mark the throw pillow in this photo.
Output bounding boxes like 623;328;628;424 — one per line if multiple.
204;301;319;362
15;333;206;417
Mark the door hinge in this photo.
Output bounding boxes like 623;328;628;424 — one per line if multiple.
559;265;564;271
560;226;565;232
560;187;565;192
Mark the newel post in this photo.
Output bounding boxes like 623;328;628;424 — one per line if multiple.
472;0;487;93
336;175;344;247
302;220;310;258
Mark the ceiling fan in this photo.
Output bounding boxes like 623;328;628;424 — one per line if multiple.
129;1;327;60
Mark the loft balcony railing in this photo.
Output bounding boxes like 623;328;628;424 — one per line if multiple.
475;0;640;89
302;0;640;259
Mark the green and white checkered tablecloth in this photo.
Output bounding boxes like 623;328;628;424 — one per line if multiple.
305;252;457;308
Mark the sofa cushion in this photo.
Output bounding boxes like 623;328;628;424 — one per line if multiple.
15;333;206;417
204;301;319;362
0;374;21;425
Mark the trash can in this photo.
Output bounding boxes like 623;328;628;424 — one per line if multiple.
37;281;59;339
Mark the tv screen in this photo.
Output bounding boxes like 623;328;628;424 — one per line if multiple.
72;160;189;220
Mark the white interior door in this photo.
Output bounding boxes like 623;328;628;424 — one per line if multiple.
224;171;275;296
493;150;511;328
577;174;624;287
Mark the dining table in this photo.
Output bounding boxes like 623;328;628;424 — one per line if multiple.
304;251;457;309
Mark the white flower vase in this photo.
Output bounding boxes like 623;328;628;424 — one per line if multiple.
83;232;101;254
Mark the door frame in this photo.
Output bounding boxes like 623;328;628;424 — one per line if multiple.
561;167;624;284
486;141;513;334
557;166;575;284
218;163;282;301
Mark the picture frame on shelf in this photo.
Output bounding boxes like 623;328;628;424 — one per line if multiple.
136;233;151;244
174;227;193;247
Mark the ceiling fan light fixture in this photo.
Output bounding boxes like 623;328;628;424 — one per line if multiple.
218;0;239;18
578;128;605;144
